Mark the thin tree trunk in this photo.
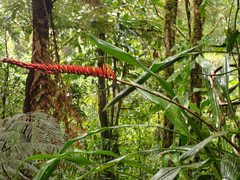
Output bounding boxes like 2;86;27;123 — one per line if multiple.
2;29;9;119
97;32;116;179
162;0;178;151
97;32;110;139
191;0;203;109
189;0;203;177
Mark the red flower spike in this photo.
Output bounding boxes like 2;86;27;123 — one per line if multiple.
57;64;63;73
39;64;47;71
83;66;88;75
94;67;99;76
48;64;54;71
106;64;116;79
76;65;83;74
1;58;117;80
89;66;96;76
53;64;60;72
86;66;91;75
42;64;48;70
67;64;73;73
102;64;107;77
97;66;104;77
87;66;94;76
63;64;68;73
71;65;77;73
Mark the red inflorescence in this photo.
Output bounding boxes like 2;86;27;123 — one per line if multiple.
0;58;116;79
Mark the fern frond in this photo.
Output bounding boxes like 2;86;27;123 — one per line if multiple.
0;112;66;179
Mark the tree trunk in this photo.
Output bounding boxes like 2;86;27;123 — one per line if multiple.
97;33;110;139
162;0;178;150
191;0;203;109
97;32;115;179
188;0;203;177
23;0;53;113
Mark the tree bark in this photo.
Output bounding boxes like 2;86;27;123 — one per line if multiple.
191;0;203;108
23;0;53;113
97;32;110;139
97;32;116;179
162;0;178;150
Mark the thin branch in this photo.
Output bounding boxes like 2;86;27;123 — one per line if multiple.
203;17;222;40
234;0;239;30
195;64;238;77
185;0;191;40
2;165;11;180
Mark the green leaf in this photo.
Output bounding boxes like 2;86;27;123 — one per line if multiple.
150;159;213;180
179;131;228;161
226;29;238;53
131;81;193;138
219;54;238;129
104;46;198;109
197;174;215;180
199;0;207;18
221;155;240;180
84;32;175;98
153;0;164;7
61;156;93;165
189;102;200;115
197;56;221;129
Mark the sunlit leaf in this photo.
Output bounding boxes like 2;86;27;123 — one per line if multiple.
197;56;221;129
150;159;213;180
219;54;238;127
179;131;228;161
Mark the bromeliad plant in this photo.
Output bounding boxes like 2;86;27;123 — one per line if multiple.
1;32;240;180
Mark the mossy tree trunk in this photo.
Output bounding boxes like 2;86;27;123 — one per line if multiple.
97;32;110;140
189;0;203;177
191;0;203;109
162;0;178;150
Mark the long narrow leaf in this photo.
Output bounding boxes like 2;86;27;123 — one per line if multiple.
84;32;184;98
196;57;221;129
179;131;228;161
150;158;214;180
220;54;238;129
105;46;198;109
131;82;193;138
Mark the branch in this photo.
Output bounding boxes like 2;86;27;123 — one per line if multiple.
203;17;222;40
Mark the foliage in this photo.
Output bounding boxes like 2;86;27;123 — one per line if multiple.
1;0;240;180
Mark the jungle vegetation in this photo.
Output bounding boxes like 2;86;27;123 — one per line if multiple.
0;0;240;179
